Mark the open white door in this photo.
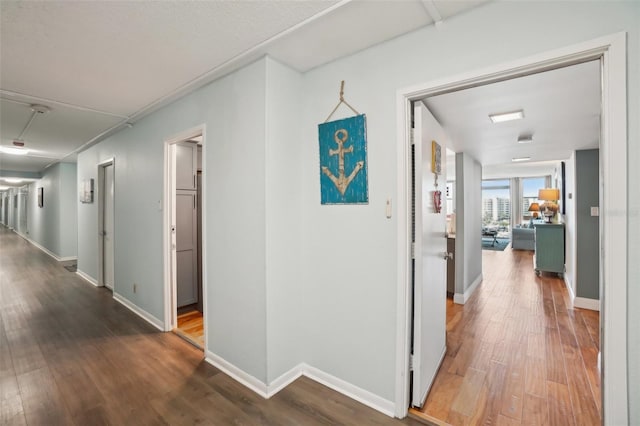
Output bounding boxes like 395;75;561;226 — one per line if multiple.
411;101;448;408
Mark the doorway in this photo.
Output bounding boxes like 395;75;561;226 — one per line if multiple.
98;159;115;291
395;34;627;425
164;126;206;351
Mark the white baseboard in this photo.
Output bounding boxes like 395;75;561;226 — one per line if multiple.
113;292;164;331
302;364;395;417
563;275;576;302
574;297;600;311
15;230;77;262
267;364;304;397
205;350;268;397
453;273;483;305
202;356;395;418
76;269;99;287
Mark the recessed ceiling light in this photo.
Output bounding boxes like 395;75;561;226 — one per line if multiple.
0;186;9;191
512;157;531;162
517;135;534;144
4;178;24;183
489;110;524;123
0;146;30;156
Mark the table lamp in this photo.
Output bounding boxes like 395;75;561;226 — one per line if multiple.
528;202;540;225
538;188;560;223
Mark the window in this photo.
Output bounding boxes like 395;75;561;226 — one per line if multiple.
482;179;510;238
521;177;546;224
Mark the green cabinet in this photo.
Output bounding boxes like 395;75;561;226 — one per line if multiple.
533;223;565;276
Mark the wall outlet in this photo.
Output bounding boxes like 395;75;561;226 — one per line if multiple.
133;283;137;293
591;206;599;217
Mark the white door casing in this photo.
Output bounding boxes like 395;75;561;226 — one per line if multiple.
103;163;115;290
411;101;448;408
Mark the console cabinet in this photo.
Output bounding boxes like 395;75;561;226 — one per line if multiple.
533;223;565;276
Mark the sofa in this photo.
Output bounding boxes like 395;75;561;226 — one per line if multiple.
512;226;535;250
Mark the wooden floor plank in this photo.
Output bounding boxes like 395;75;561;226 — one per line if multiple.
0;226;423;425
419;247;600;425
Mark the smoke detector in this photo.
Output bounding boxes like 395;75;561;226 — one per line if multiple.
31;104;51;114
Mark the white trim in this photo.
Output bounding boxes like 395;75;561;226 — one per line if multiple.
204;350;268;397
266;364;304;397
395;33;627;421
564;274;576;302
97;158;115;290
199;358;395;417
303;364;396;417
113;292;164;331
574;297;600;312
76;269;99;287
15;230;78;262
453;274;483;305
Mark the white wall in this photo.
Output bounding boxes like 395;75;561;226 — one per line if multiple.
298;0;638;413
265;58;305;383
25;163;77;260
454;152;482;301
77;58;271;382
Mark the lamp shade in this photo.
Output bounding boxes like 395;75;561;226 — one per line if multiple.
538;188;560;201
528;202;540;212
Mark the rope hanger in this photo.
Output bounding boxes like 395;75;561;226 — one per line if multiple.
324;80;360;123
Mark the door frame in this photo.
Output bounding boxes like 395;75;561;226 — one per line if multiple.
163;124;207;346
394;32;627;424
97;158;115;289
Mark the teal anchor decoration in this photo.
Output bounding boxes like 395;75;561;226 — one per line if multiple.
321;129;364;195
318;81;368;204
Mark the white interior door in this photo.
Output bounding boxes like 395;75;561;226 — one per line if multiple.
103;164;115;290
412;101;448;408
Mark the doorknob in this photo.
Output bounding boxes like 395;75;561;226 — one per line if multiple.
443;252;453;260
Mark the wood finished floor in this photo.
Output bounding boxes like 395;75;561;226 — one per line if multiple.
415;246;601;426
176;309;204;349
0;227;428;426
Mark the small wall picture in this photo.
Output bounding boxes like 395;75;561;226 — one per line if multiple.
80;178;94;203
431;140;442;175
37;187;44;208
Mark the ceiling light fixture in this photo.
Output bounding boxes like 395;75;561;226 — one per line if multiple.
4;178;23;184
512;157;531;162
0;146;30;156
517;135;534;144
489;110;524;123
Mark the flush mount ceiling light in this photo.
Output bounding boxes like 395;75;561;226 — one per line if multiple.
517;135;534;144
4;178;23;183
0;146;30;156
489;110;524;123
512;157;531;162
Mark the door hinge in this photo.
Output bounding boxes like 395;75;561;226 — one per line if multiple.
409;354;415;371
410;128;415;146
411;242;416;259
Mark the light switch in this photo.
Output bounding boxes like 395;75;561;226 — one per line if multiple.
591;206;599;216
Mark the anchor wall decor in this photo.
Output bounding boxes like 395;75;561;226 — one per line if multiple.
318;81;368;205
318;114;368;204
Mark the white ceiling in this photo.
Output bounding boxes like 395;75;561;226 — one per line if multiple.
0;0;488;175
423;60;601;178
